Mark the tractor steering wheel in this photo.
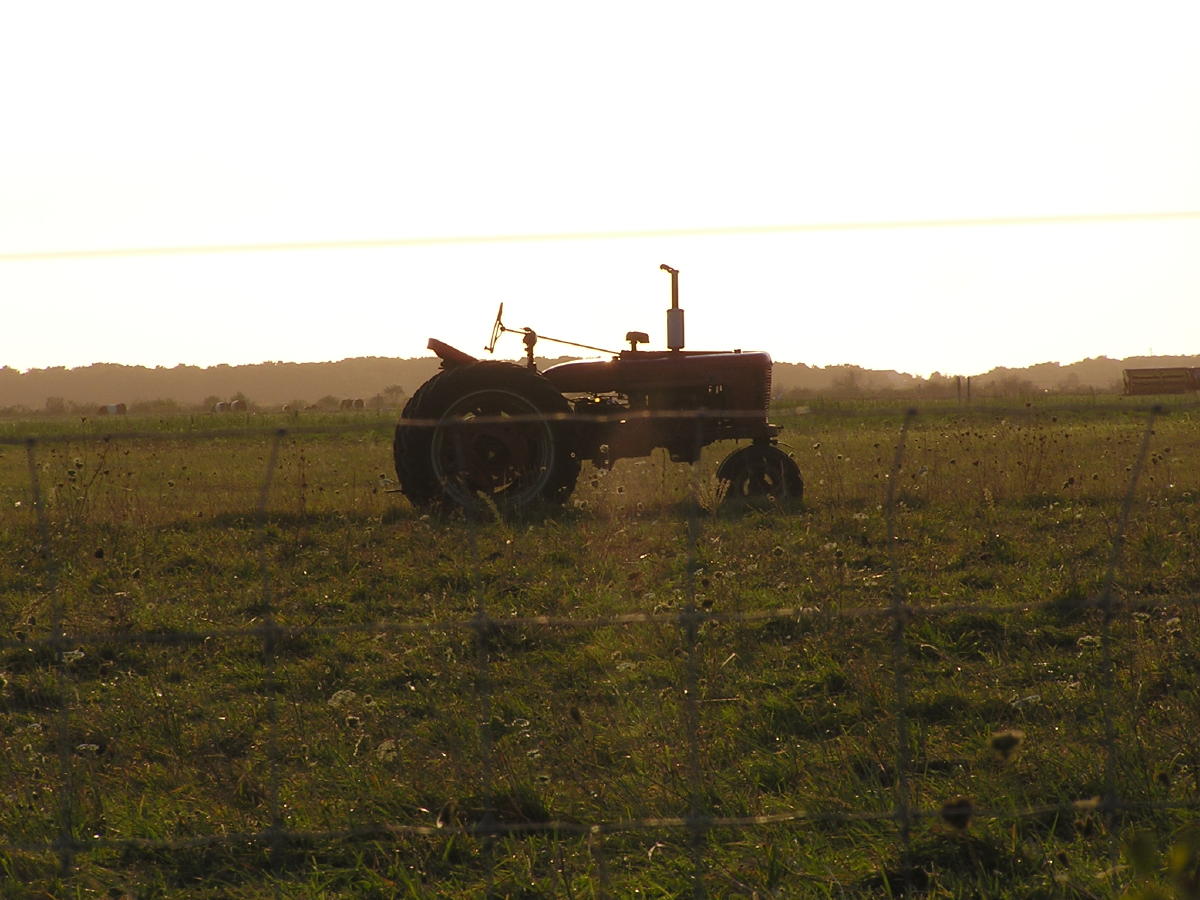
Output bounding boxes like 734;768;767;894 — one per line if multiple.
486;303;505;353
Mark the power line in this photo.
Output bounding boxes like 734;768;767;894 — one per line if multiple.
3;209;1200;261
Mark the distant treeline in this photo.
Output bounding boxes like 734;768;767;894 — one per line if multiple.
773;355;1200;399
3;353;1199;415
0;358;440;415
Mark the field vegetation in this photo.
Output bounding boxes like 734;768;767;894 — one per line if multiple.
1;397;1199;897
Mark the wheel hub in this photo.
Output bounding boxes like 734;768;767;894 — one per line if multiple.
449;422;537;491
430;388;556;506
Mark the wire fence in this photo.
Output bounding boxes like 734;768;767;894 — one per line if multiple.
6;209;1199;261
2;401;1199;896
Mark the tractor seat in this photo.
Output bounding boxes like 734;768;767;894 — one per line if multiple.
625;331;650;351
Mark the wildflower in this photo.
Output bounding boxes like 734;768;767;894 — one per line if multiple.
991;729;1025;761
940;796;973;830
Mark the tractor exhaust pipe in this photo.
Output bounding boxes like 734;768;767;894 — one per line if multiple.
661;264;684;350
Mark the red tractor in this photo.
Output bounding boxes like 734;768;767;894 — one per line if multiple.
394;265;802;513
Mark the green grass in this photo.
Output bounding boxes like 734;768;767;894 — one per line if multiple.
1;399;1199;897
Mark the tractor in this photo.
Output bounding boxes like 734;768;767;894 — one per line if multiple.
393;265;803;513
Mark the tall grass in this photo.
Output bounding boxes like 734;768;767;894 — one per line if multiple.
1;401;1198;897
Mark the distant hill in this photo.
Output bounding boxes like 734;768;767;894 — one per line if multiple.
0;358;437;412
2;353;1198;413
773;355;1200;398
0;355;574;412
970;355;1200;394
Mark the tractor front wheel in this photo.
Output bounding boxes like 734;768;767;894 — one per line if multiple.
715;443;803;510
394;362;580;514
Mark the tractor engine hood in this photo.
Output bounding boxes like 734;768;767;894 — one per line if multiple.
542;350;772;394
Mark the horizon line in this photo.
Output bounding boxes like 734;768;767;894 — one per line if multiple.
7;351;1199;380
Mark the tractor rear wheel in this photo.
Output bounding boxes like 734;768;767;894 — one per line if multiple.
394;362;580;514
393;371;446;507
715;443;803;510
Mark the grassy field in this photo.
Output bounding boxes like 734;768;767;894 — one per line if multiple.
2;397;1199;898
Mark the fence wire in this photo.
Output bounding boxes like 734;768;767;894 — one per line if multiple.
2;395;1199;448
2;401;1197;895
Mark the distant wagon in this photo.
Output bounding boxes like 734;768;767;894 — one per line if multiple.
1122;367;1199;395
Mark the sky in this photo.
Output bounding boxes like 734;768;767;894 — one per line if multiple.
2;1;1199;379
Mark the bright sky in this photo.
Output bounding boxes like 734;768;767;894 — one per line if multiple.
3;1;1199;378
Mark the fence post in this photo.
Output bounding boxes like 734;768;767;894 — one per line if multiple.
25;438;77;879
589;824;612;898
682;413;708;898
464;493;498;894
884;410;916;887
255;429;286;892
1097;406;1158;877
